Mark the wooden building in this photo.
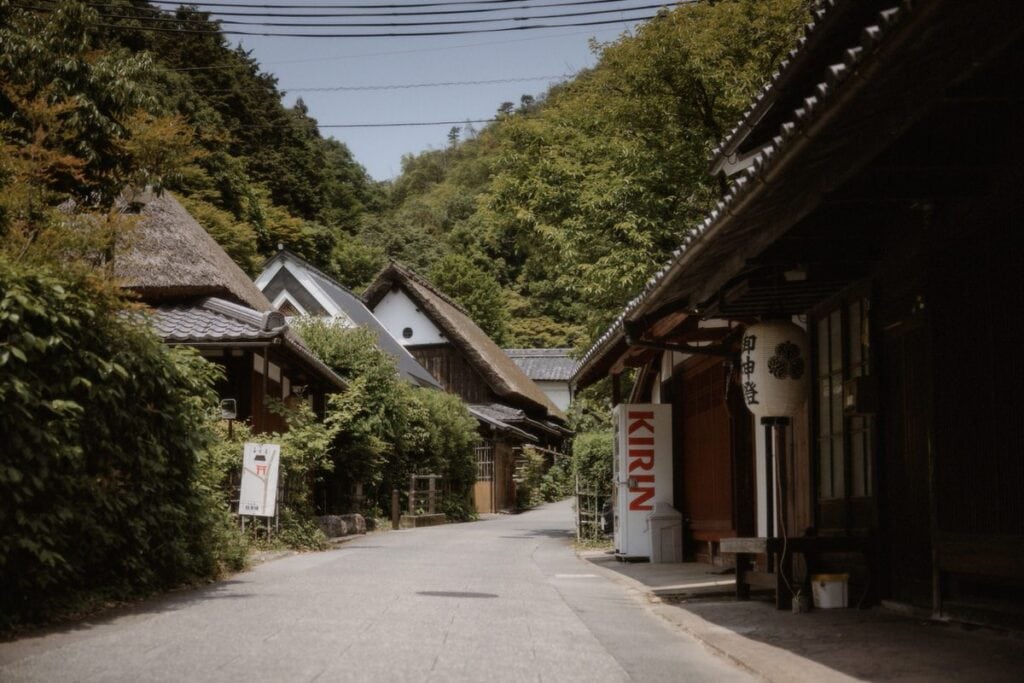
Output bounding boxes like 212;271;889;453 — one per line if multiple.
364;263;571;513
114;192;345;434
574;0;1024;626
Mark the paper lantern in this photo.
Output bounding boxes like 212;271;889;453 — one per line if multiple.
740;320;810;418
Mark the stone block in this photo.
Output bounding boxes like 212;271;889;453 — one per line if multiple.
316;513;367;538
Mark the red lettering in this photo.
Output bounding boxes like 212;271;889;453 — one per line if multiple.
629;475;655;511
627;411;654;435
628;450;654;472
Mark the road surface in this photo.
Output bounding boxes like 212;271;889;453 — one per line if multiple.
0;499;751;682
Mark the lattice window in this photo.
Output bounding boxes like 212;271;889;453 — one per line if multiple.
475;444;494;481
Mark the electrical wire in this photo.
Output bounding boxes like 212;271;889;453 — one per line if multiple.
106;0;595;9
14;1;661;37
87;13;659;37
316;118;496;127
74;2;673;28
75;0;662;18
159;26;619;70
207;73;572;93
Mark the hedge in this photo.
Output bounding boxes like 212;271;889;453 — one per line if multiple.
0;260;241;627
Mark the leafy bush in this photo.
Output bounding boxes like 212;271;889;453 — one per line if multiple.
516;449;574;509
572;431;614;497
539;456;573;502
0;261;242;628
291;318;478;518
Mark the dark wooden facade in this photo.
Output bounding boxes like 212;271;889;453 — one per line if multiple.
576;0;1024;625
409;344;494;406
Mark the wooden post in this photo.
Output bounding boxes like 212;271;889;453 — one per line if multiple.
408;475;416;515
428;475;436;514
611;372;622;406
391;489;400;530
762;418;774;540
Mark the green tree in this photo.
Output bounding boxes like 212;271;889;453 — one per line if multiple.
429;253;509;343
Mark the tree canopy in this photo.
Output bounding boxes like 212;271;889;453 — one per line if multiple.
360;0;808;348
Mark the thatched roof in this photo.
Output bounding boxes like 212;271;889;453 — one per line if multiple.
114;191;272;312
363;263;566;422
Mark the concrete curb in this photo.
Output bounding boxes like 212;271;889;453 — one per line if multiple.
578;552;860;683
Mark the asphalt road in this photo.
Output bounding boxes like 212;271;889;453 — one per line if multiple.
0;499;752;682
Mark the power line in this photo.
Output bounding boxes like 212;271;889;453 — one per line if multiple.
78;3;672;28
89;13;659;37
78;0;652;19
111;0;564;9
197;73;572;93
157;24;621;71
317;119;497;127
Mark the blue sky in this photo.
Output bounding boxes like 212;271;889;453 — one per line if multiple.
206;4;654;180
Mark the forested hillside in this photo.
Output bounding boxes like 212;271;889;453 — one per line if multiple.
1;0;381;277
354;0;810;348
2;0;809;349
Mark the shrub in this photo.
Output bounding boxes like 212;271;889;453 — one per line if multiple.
0;261;241;627
539;456;573;502
292;318;479;518
572;431;614;497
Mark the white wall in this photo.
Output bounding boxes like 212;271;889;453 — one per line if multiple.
537;380;572;412
371;289;446;346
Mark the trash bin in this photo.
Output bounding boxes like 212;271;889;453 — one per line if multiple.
811;573;849;608
647;502;683;563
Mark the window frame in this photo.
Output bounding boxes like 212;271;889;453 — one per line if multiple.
810;283;877;533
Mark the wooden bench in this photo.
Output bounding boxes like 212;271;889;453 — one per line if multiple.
721;536;869;610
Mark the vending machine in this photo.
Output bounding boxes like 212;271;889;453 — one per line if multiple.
612;403;673;560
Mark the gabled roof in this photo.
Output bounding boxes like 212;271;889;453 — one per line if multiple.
114;191;272;312
576;0;1012;387
504;348;577;382
363;263;566;422
256;250;442;390
147;297;346;390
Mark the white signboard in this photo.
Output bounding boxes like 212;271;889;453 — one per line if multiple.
239;442;281;517
613;404;673;559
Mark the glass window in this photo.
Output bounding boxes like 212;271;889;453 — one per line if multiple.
816;298;874;503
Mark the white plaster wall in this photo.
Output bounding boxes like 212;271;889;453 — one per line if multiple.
371;289;445;346
537;381;572;412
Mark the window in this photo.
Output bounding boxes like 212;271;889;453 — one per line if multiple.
815;297;873;503
475;444;494;481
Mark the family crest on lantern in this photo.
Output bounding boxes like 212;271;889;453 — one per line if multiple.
768;341;805;380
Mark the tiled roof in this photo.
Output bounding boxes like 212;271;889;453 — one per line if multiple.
574;1;908;385
468;404;537;443
149;298;284;343
503;349;577;382
708;0;845;172
146;297;346;390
